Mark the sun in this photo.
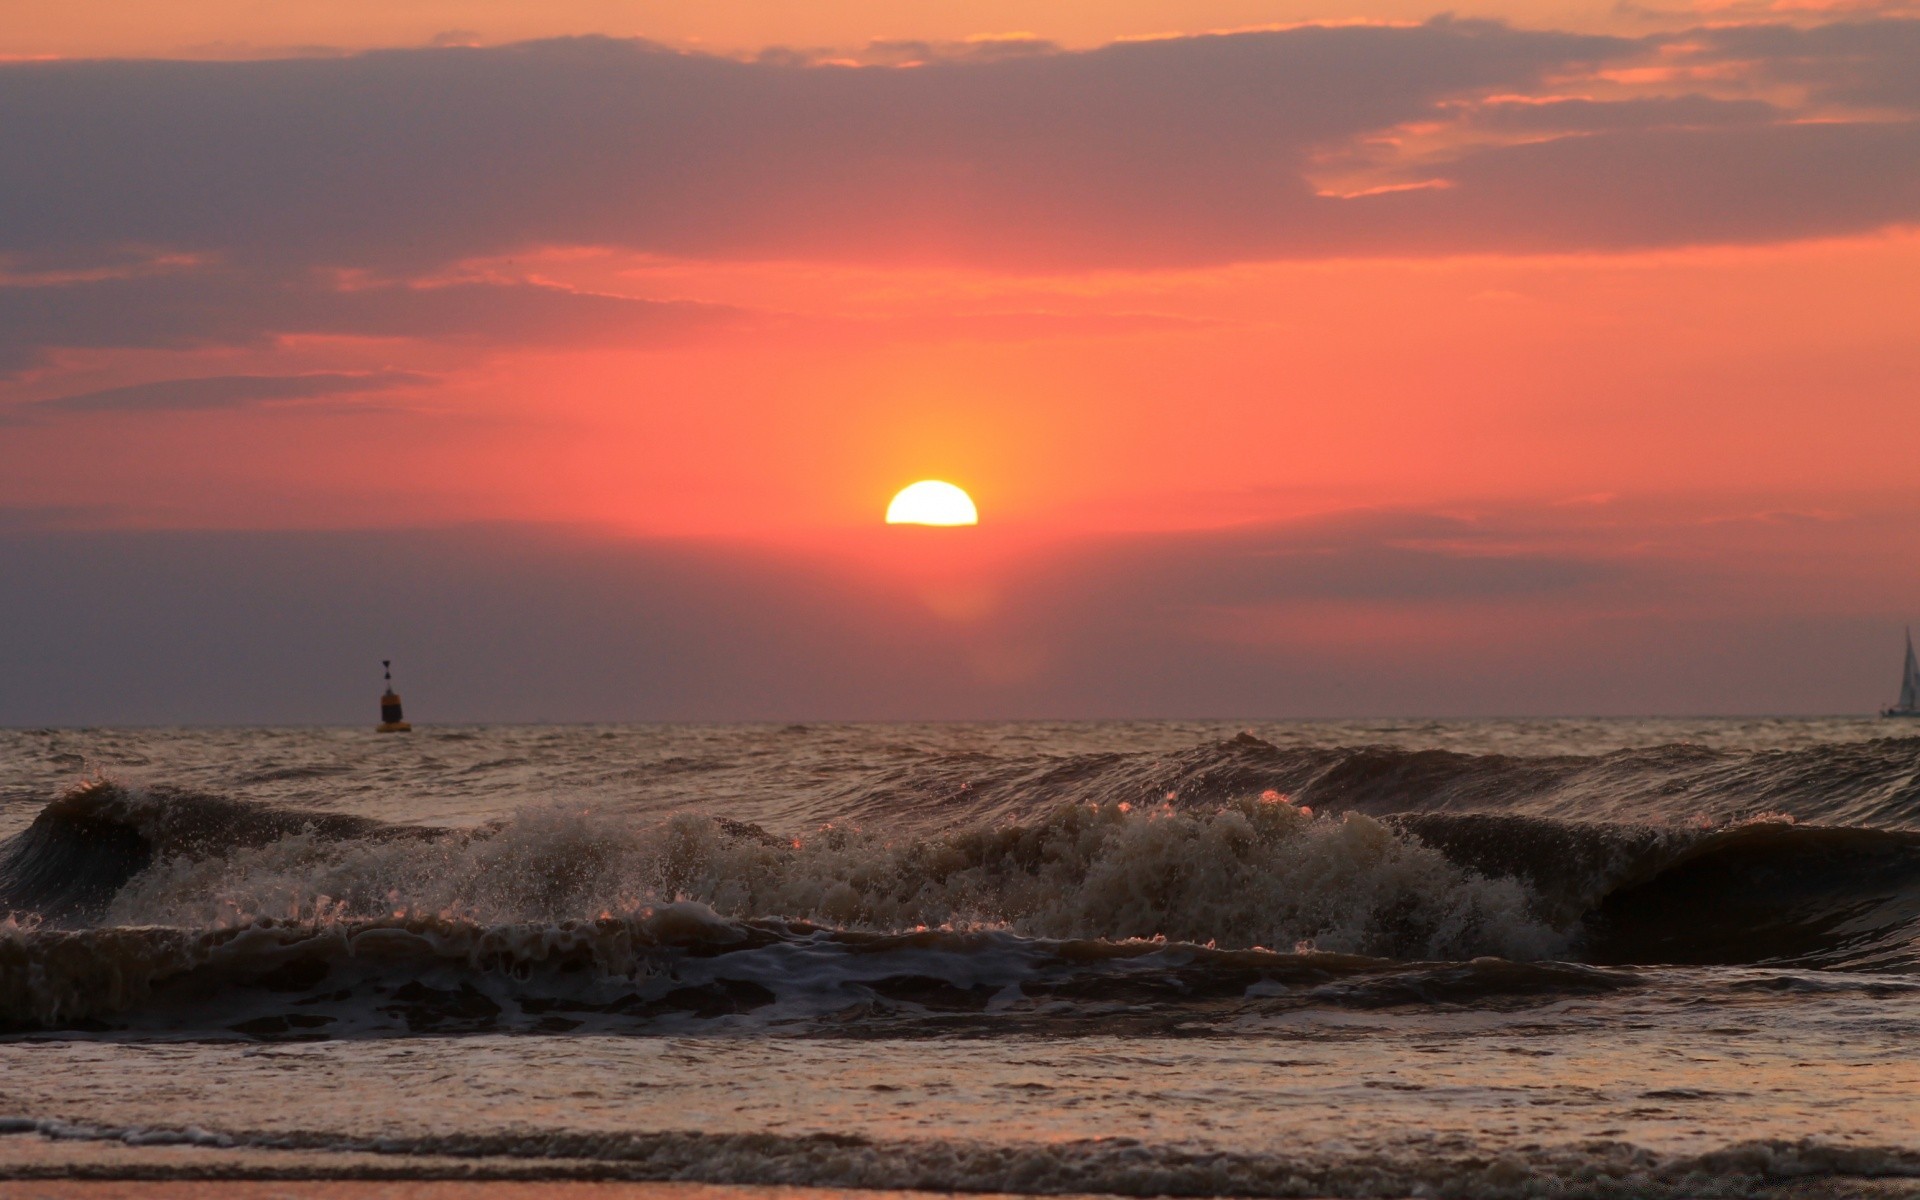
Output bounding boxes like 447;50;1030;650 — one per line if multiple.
886;480;978;526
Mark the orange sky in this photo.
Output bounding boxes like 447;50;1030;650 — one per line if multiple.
1;2;1917;717
0;0;1752;59
7;235;1917;538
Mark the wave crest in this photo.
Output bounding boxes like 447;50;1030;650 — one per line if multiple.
100;789;1558;962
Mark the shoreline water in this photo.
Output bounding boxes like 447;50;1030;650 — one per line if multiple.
0;1180;1131;1200
7;721;1920;1198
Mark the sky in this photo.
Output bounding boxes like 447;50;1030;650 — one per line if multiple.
2;1;1918;722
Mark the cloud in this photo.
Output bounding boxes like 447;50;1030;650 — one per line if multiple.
0;23;1637;272
1031;512;1619;612
0;504;122;532
1396;118;1920;253
27;371;431;414
0;19;1912;277
852;35;1064;66
1695;19;1920;110
0;271;744;374
0;17;1912;375
1465;95;1780;133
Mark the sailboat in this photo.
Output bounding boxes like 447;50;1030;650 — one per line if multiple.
1884;630;1920;718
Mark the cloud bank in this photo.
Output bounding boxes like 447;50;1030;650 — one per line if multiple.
0;17;1907;378
0;503;1909;722
29;371;430;414
0;19;1915;275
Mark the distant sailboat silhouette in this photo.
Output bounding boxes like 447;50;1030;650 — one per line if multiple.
1884;631;1920;718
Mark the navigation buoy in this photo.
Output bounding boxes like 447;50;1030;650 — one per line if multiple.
377;659;412;733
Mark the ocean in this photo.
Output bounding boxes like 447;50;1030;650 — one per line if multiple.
4;719;1920;1198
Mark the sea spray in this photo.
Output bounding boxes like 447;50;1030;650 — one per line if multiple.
97;793;1559;961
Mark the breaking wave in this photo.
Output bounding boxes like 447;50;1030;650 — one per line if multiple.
7;729;1920;1034
1;904;1639;1036
84;786;1555;960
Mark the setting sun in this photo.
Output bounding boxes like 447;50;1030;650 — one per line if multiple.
886;480;978;526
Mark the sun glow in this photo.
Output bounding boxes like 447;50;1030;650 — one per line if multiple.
886;480;978;526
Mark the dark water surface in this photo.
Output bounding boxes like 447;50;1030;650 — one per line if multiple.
5;720;1920;1196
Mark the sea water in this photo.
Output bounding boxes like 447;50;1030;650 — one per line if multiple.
5;720;1920;1197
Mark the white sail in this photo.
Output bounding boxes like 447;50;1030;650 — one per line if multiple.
1903;630;1920;712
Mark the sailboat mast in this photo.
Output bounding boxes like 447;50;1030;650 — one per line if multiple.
1903;629;1920;712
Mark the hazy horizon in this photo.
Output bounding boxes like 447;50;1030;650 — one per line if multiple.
4;517;1913;724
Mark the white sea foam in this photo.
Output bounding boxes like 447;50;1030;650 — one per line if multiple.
104;796;1561;961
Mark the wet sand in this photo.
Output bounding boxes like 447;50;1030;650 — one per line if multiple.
5;1175;1920;1200
0;1182;1087;1200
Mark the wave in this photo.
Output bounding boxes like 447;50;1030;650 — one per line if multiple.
8;728;1920;1034
7;1117;1919;1198
0;782;434;922
1586;821;1920;971
5;780;1559;957
13;779;1920;975
0;903;1639;1035
818;730;1920;831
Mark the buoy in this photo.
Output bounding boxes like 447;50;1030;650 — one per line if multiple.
377;659;412;733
